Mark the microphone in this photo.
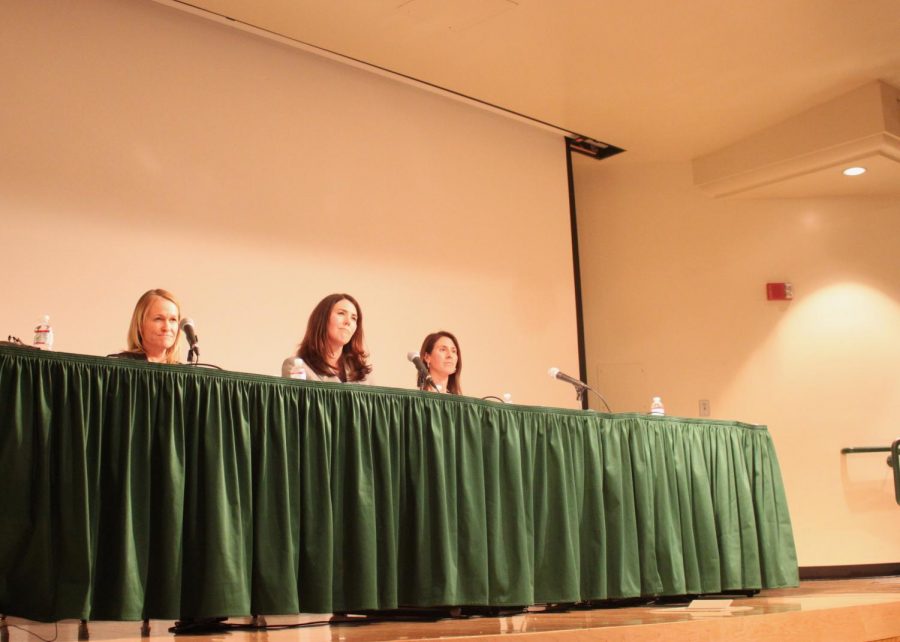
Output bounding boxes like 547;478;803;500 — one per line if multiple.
179;318;199;359
548;367;612;412
548;367;586;389
407;351;437;391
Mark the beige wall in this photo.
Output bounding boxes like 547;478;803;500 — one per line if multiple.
2;0;895;575
574;157;900;565
0;0;580;407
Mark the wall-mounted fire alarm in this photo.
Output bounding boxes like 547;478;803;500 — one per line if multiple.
766;282;793;300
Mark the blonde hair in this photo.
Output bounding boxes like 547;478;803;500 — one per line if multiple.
126;289;183;364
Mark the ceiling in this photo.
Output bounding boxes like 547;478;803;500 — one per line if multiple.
166;0;900;193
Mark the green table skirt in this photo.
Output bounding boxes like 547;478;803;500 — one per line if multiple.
0;345;798;621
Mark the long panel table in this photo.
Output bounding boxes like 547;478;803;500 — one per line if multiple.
0;345;798;621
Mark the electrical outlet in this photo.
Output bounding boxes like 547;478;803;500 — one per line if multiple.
699;399;710;417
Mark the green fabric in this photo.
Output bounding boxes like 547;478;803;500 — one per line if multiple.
0;345;798;621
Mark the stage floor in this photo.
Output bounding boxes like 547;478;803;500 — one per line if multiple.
3;577;899;642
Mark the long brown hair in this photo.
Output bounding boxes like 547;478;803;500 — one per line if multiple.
298;293;371;382
126;289;183;364
419;330;462;394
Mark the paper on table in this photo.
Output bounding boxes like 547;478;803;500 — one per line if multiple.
650;599;753;616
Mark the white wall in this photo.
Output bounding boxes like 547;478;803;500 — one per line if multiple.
575;157;900;565
0;0;580;407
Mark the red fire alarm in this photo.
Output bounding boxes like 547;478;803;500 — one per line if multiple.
766;282;793;300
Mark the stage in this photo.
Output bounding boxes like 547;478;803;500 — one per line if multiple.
3;577;899;642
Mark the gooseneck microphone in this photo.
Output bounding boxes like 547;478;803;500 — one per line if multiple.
179;318;199;363
548;367;585;389
548;367;612;411
407;351;438;392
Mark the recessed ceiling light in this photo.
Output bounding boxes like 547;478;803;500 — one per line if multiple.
842;166;866;176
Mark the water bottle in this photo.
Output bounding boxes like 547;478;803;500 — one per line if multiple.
289;358;307;380
650;396;665;416
33;315;54;350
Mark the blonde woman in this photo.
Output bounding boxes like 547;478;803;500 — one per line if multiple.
110;289;183;363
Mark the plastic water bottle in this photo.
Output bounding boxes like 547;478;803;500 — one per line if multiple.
33;315;54;350
289;358;307;380
650;396;665;416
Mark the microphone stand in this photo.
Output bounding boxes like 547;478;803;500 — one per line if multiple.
573;384;612;413
186;345;221;368
416;370;441;392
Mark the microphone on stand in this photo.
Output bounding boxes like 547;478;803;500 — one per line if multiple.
548;367;612;412
548;367;586;389
408;351;438;392
179;318;199;364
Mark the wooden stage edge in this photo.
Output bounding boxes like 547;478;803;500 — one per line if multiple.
2;577;899;642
